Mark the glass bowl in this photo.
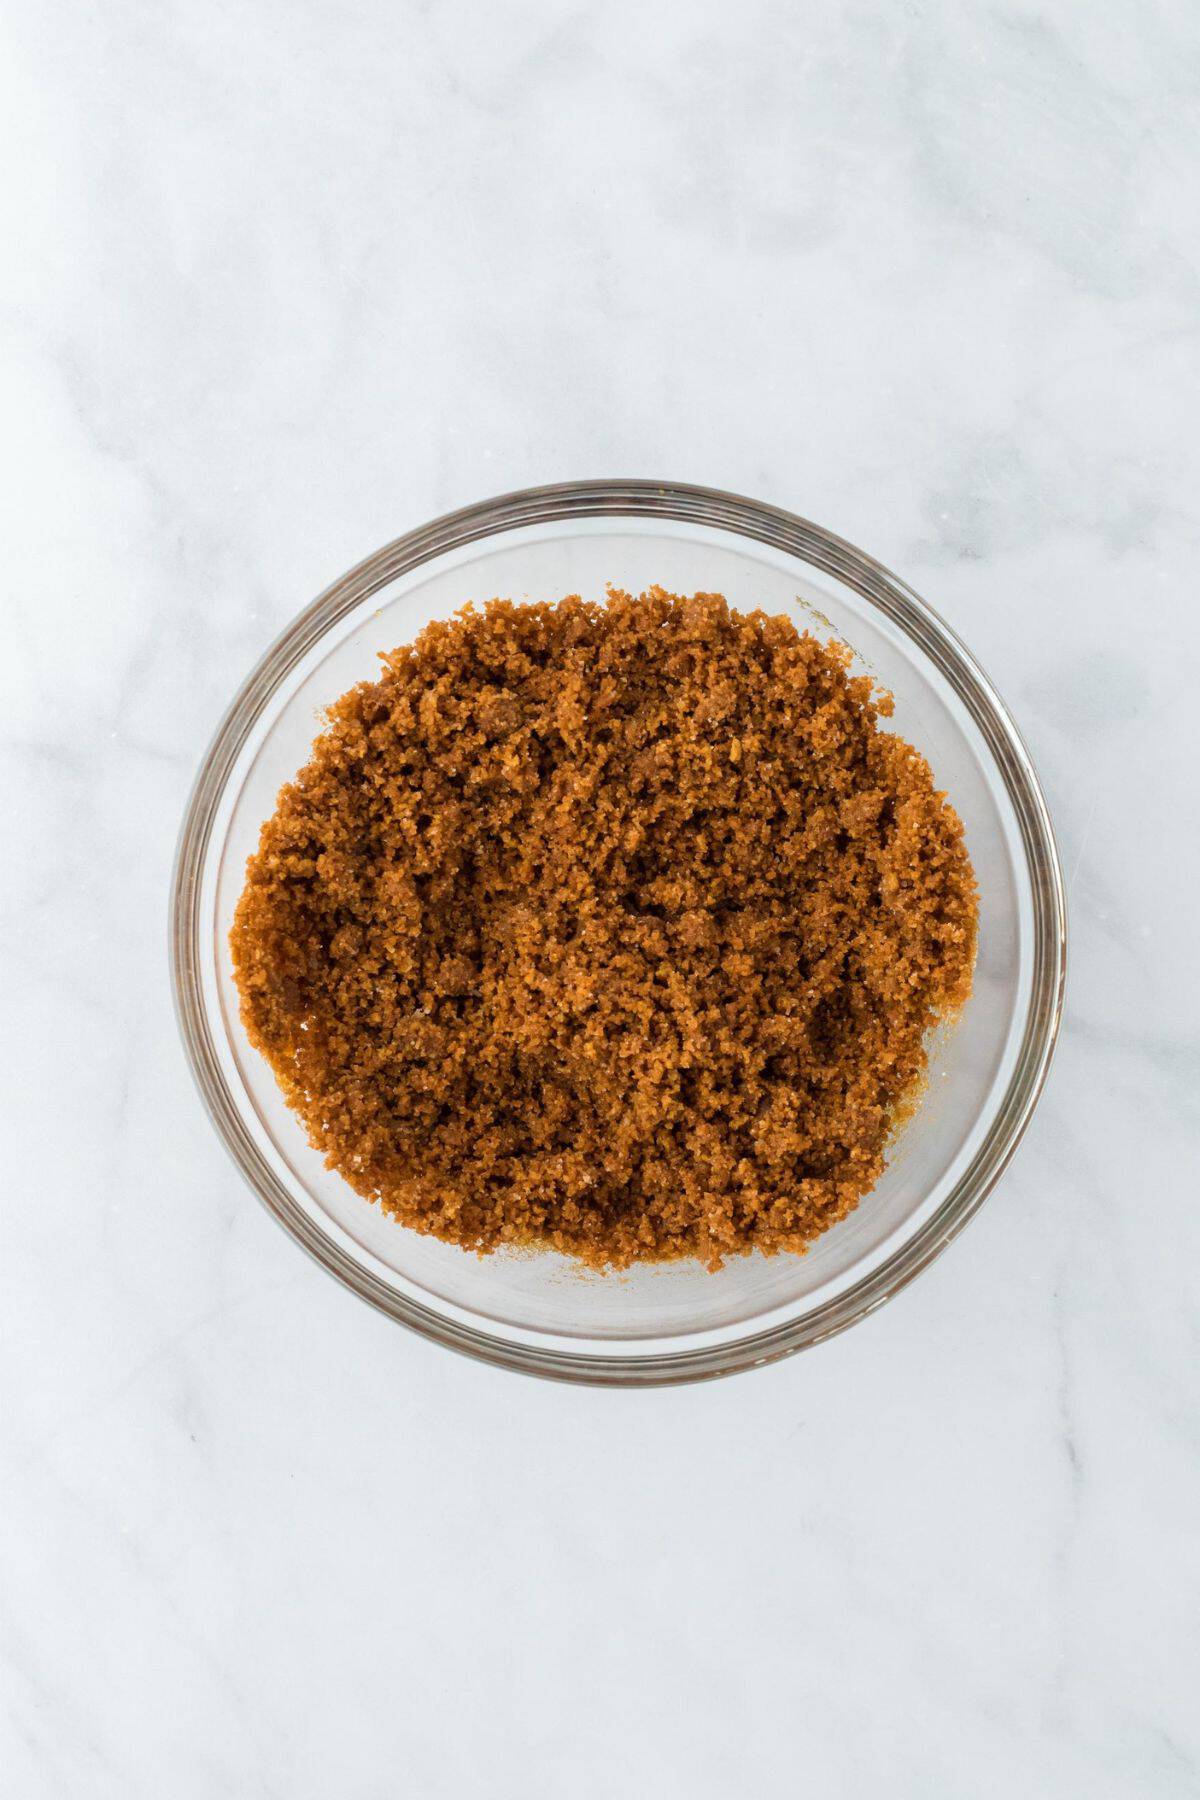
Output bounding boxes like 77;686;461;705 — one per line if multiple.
171;481;1066;1385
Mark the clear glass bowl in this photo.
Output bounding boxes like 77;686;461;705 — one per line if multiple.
171;482;1066;1384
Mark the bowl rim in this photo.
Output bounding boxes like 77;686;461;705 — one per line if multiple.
170;479;1067;1386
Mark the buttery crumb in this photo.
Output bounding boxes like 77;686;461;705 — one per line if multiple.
231;588;977;1269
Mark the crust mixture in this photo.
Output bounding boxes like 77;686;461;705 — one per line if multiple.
232;589;977;1268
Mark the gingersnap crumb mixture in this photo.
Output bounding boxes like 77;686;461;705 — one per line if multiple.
231;589;977;1270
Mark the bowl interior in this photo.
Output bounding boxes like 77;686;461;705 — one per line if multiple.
197;513;1034;1359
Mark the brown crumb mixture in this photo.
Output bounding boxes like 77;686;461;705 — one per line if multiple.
232;588;977;1269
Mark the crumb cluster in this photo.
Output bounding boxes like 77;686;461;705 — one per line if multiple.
232;588;977;1269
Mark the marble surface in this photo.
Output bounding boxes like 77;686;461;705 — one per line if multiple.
3;1;1199;1793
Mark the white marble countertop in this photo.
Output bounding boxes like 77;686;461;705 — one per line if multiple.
4;2;1198;1794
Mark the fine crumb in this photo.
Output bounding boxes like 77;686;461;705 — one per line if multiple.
231;588;978;1270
